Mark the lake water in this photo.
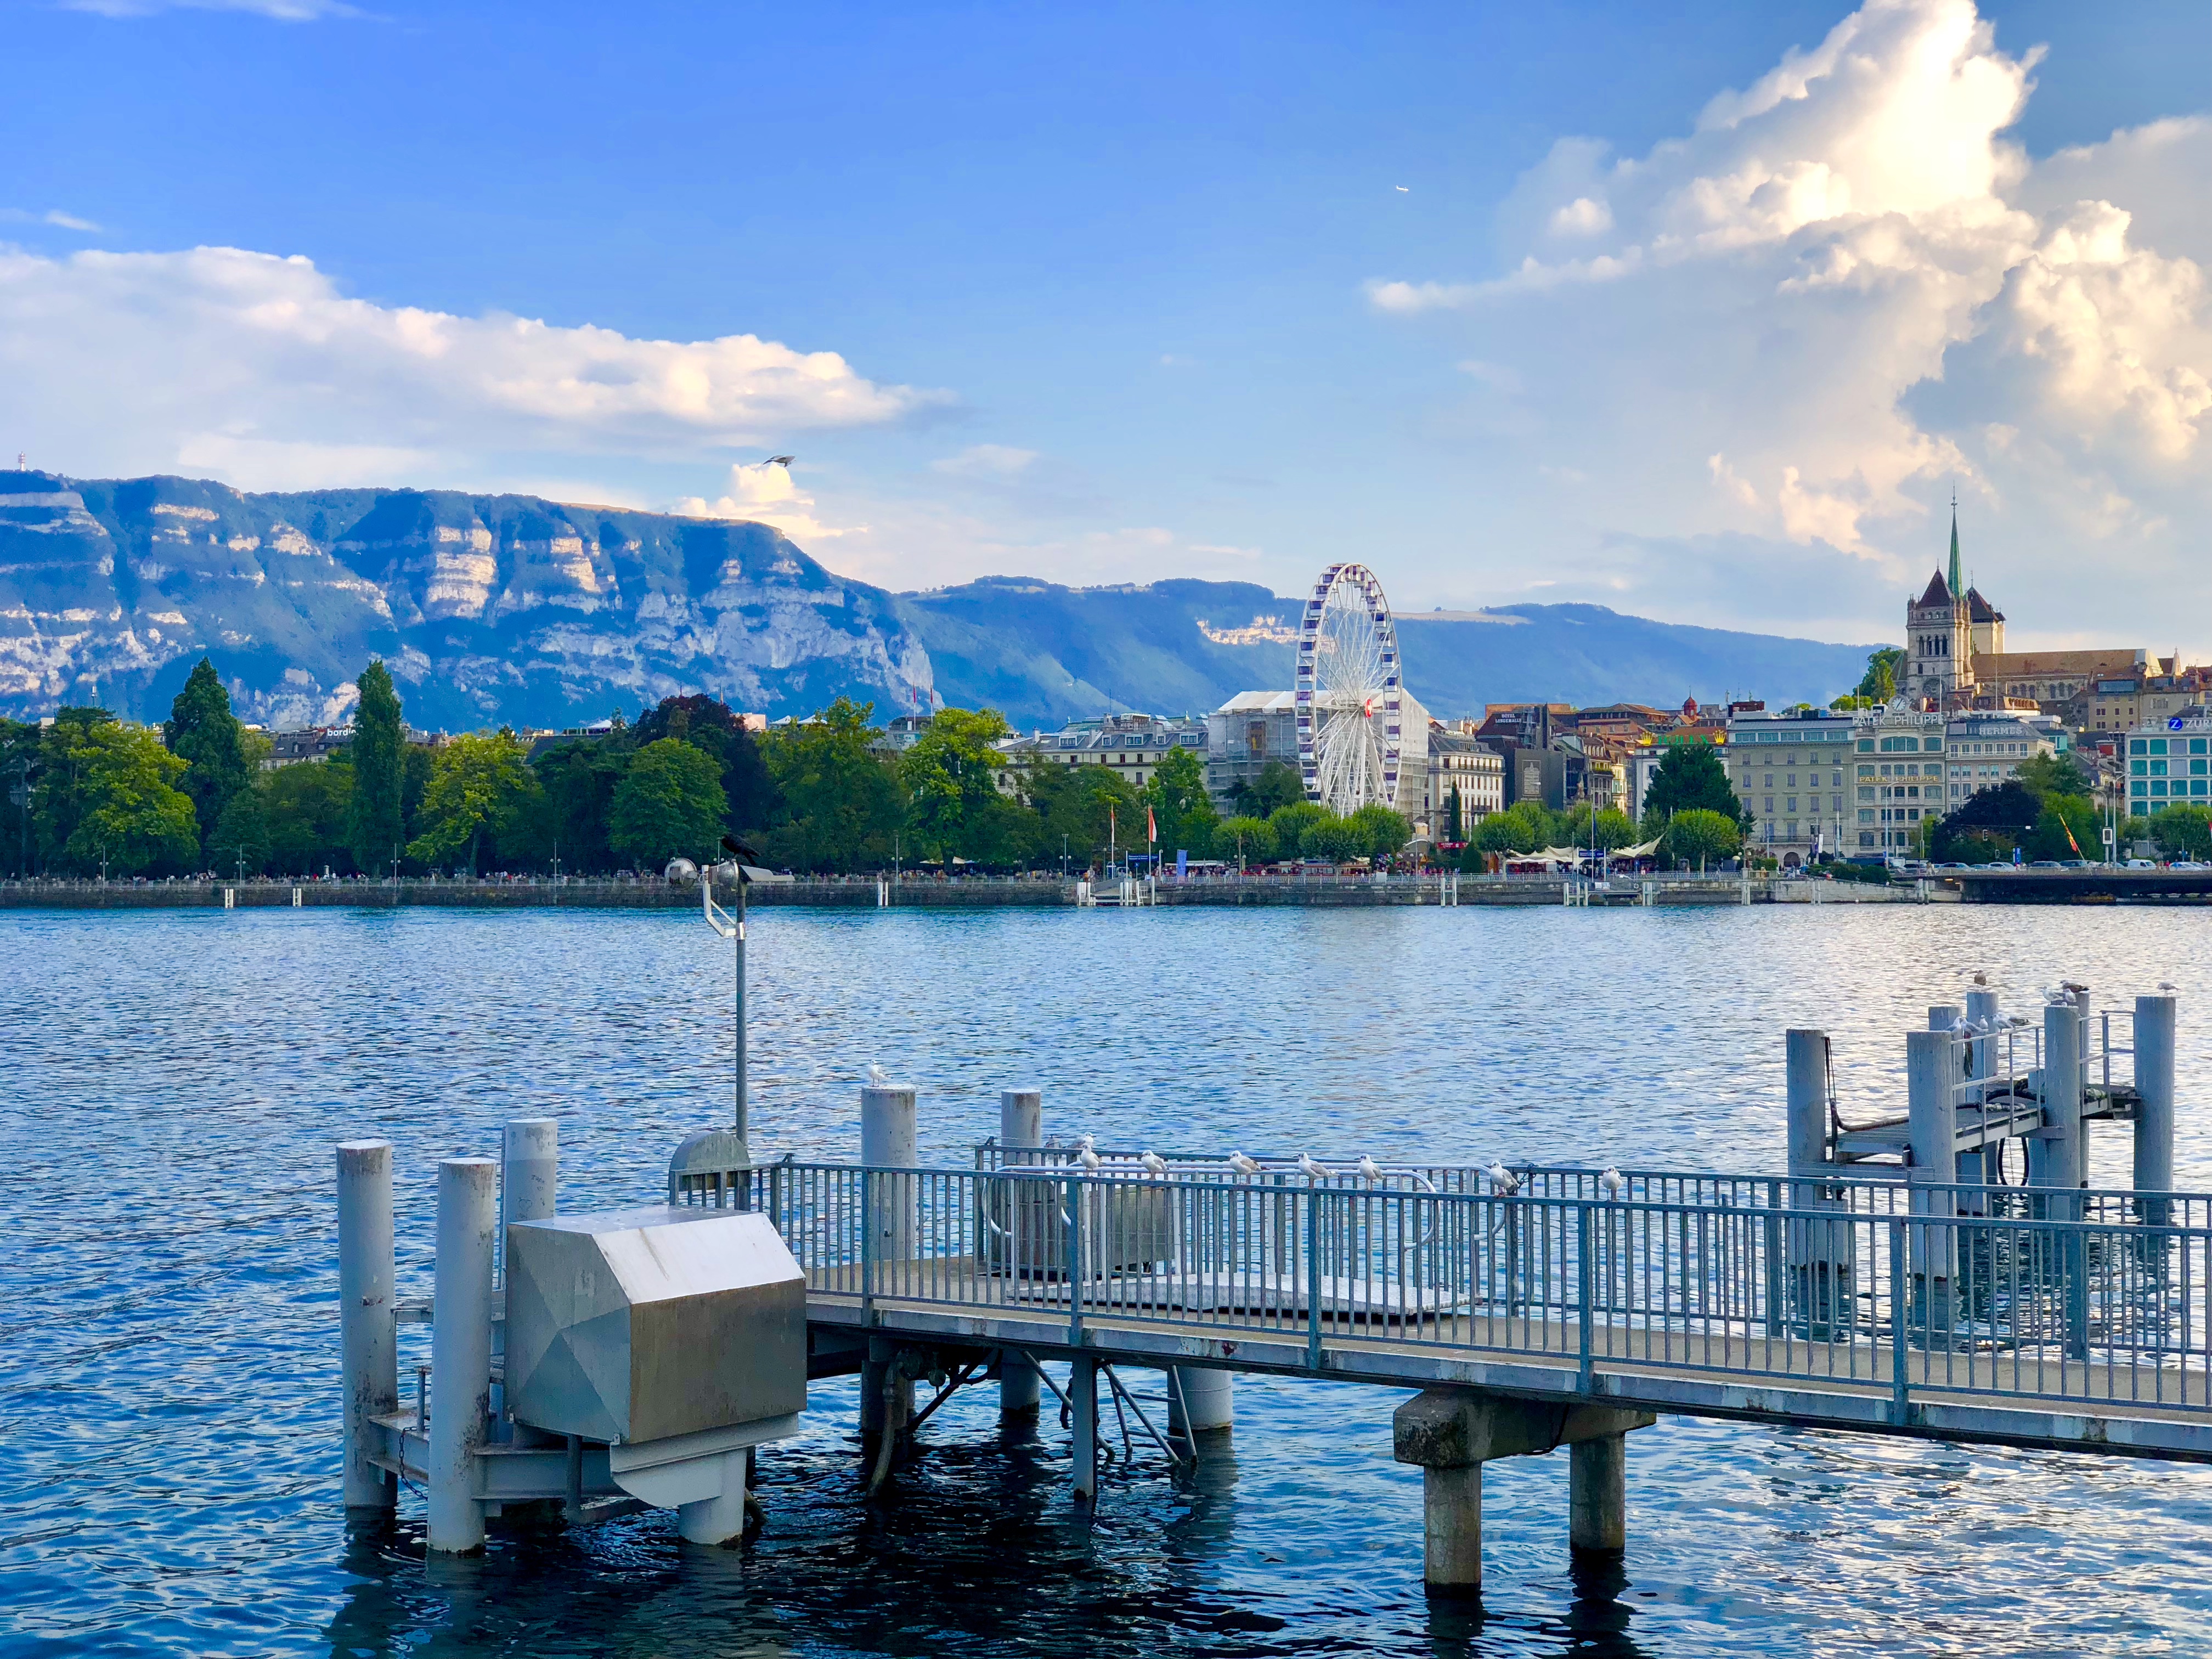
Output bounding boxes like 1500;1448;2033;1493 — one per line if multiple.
7;902;2212;1657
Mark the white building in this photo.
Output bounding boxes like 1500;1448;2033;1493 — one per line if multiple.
1205;688;1433;822
1725;707;1857;865
991;712;1205;794
1836;703;2057;855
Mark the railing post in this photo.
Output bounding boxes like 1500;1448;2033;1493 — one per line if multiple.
1307;1188;1323;1372
1065;1176;1084;1347
1761;1179;1782;1340
1577;1203;1594;1392
1887;1216;1908;1427
860;1171;877;1324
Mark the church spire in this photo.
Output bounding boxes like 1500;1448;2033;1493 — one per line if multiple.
1948;488;1962;597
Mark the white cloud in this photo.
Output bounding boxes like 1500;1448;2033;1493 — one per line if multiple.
0;210;102;232
1368;0;2212;647
930;443;1038;478
671;462;865;545
0;245;942;490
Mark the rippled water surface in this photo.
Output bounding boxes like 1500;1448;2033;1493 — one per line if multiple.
8;902;2212;1657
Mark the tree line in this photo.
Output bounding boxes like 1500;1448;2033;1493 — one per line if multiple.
0;659;1421;879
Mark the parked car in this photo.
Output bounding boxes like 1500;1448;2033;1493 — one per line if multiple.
2125;858;2159;869
2029;860;2064;869
2169;860;2210;871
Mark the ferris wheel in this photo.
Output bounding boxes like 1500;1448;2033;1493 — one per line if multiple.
1294;562;1403;814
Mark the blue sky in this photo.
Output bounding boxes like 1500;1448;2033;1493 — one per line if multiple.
1;0;2206;648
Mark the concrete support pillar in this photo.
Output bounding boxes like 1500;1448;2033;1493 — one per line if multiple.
999;1088;1042;1157
1070;1355;1099;1506
2135;995;2176;1219
337;1141;397;1512
1167;1367;1234;1442
1421;1465;1483;1595
1785;1029;1830;1175
1960;989;2002;1202
998;1351;1042;1421
1785;1028;1849;1336
860;1335;912;1439
500;1119;558;1231
1568;1434;1627;1554
427;1157;497;1555
676;1452;751;1547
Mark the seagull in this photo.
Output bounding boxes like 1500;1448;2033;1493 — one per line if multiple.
865;1063;890;1087
1077;1144;1102;1172
2158;981;2178;993
1298;1153;1333;1183
2007;1015;2033;1028
1487;1161;1520;1195
1357;1155;1386;1186
1971;972;1989;986
1599;1167;1626;1199
1076;1133;1097;1152
762;454;795;468
1141;1150;1170;1177
1227;1151;1260;1177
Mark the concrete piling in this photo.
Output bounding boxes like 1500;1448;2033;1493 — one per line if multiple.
1167;1366;1234;1444
1568;1435;1628;1554
1904;1029;1957;1322
500;1119;558;1231
997;1089;1044;1420
427;1158;498;1554
1070;1355;1099;1505
2136;995;2177;1216
861;1083;918;1263
1785;1029;1850;1335
2034;1001;2085;1200
337;1141;398;1513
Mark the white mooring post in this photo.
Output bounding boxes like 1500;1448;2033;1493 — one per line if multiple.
860;1085;918;1440
427;1157;498;1554
500;1120;558;1236
1905;1028;1957;1321
337;1141;397;1513
997;1088;1044;1421
1785;1029;1849;1335
2135;994;2177;1220
1961;987;2002;1199
2034;1000;2085;1202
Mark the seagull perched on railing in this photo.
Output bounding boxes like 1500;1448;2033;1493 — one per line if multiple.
1298;1153;1333;1183
1358;1155;1385;1185
1141;1150;1169;1177
1227;1151;1260;1177
1599;1167;1626;1199
1077;1144;1101;1172
2007;1015;2033;1028
1486;1161;1520;1195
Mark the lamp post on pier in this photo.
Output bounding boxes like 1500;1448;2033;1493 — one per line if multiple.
668;834;788;1207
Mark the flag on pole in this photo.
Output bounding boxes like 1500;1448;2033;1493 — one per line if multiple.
2062;815;2083;858
1147;806;1157;843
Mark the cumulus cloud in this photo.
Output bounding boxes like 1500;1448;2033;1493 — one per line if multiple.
1368;0;2212;646
0;245;941;489
671;462;865;545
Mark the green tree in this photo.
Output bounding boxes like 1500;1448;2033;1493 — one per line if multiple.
759;698;904;873
610;738;730;867
1470;799;1558;855
1267;799;1327;852
1664;807;1743;871
1217;815;1277;870
1562;804;1639;850
209;781;273;877
531;738;631;874
1854;646;1905;702
1231;760;1305;818
32;708;118;870
163;657;252;862
2015;751;2094;800
901;707;1016;861
634;693;780;836
1929;780;2040;864
347;661;407;876
2025;793;2100;861
266;760;356;874
1145;743;1218;860
1641;742;1745;834
1300;814;1366;862
1347;802;1413;860
47;721;200;876
408;732;537;874
2149;804;2212;861
1444;786;1464;843
0;717;38;877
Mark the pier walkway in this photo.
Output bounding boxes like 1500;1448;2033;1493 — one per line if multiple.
761;1157;2212;1464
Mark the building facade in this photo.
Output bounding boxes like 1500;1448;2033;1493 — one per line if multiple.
1204;687;1432;820
2125;714;2212;814
1838;704;2056;854
1725;707;1858;864
1426;725;1504;836
994;712;1206;794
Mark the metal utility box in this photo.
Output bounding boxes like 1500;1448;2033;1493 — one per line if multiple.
505;1205;805;1446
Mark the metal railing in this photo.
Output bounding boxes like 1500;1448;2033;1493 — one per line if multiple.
753;1162;2212;1420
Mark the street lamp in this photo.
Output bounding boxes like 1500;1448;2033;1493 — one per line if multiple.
667;834;788;1209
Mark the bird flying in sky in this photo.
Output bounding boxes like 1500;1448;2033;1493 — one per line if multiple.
763;454;795;468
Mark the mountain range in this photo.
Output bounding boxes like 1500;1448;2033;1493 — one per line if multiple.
0;471;1884;732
